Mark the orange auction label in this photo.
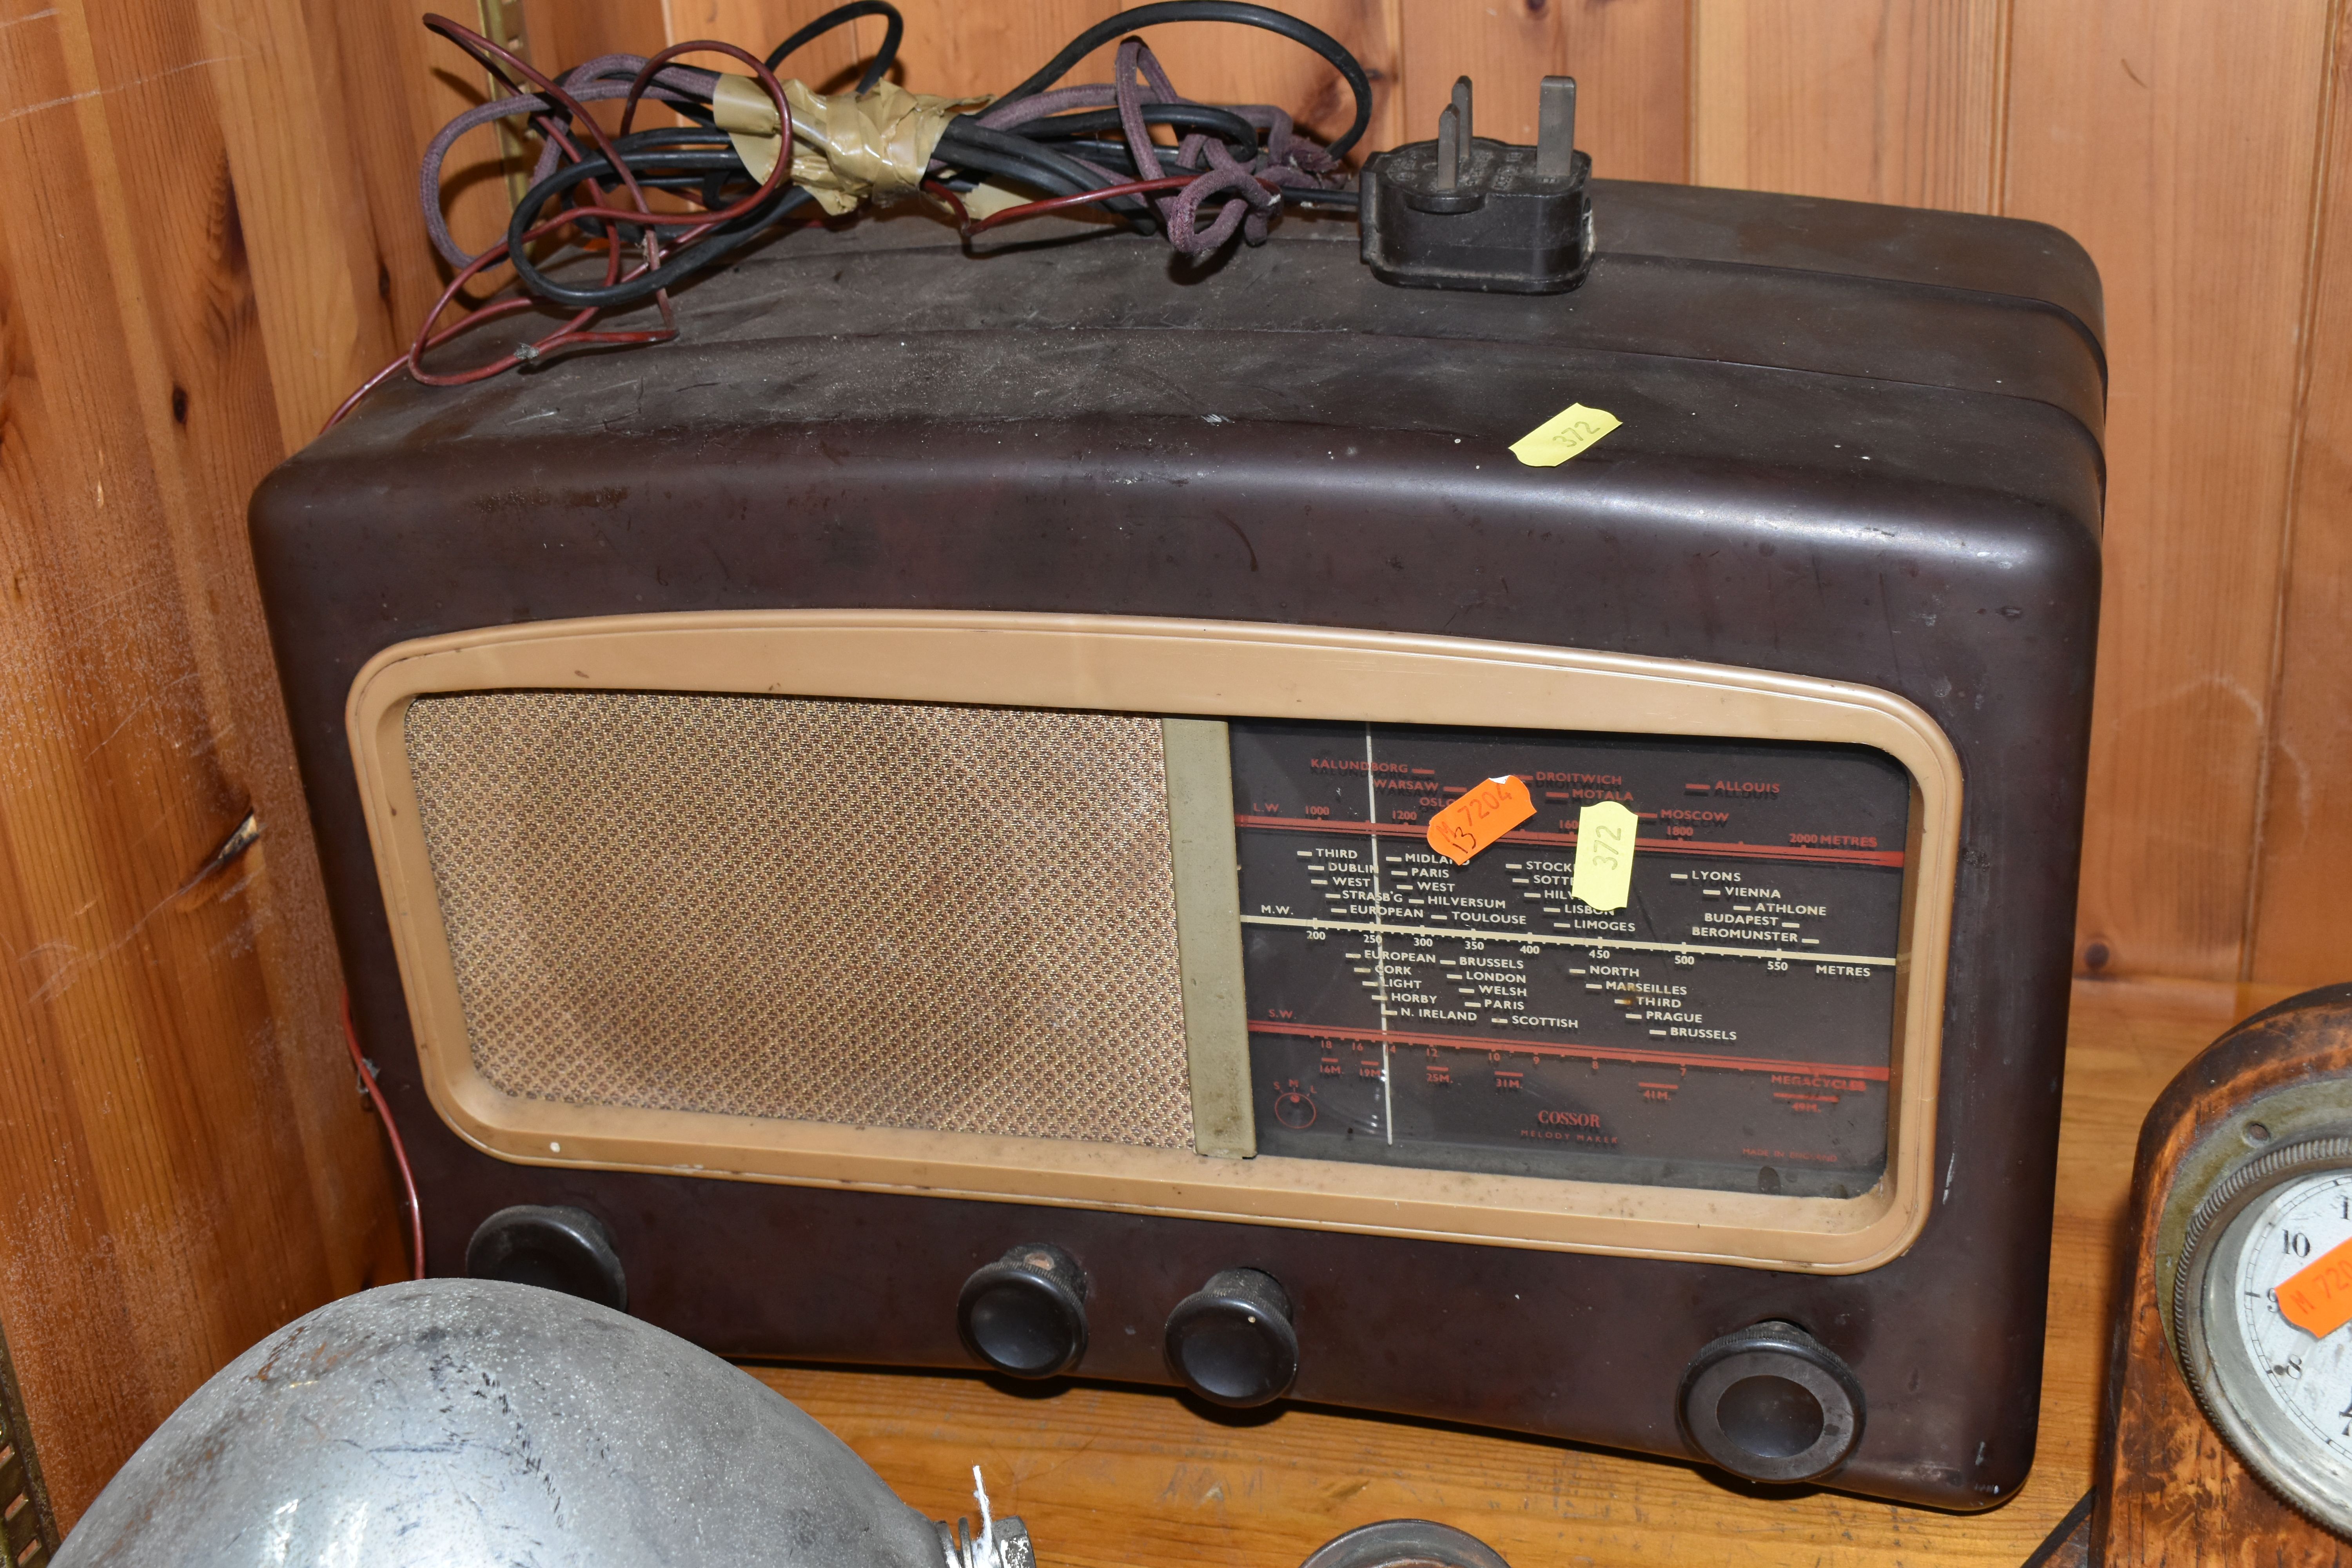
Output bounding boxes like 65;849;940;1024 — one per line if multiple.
1425;775;1535;866
2278;1236;2352;1340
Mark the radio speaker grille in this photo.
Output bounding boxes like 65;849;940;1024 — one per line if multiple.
402;691;1193;1149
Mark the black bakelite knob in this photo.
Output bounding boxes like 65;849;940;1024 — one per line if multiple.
1678;1320;1865;1483
465;1204;628;1311
957;1243;1089;1378
1164;1267;1298;1408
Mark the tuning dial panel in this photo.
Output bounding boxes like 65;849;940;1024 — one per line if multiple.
957;1243;1089;1379
1678;1320;1865;1483
1165;1268;1299;1408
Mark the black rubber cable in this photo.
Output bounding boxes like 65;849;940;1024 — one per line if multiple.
932;120;1158;231
763;0;904;91
1022;104;1261;160
1052;140;1361;204
506;152;819;309
521;129;738;243
994;1;1374;160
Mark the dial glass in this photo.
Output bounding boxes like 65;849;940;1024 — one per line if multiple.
2225;1171;2352;1459
1228;719;1911;1197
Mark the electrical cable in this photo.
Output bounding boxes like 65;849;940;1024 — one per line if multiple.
762;0;901;87
1022;104;1261;160
332;1;1369;424
991;2;1373;160
343;991;425;1283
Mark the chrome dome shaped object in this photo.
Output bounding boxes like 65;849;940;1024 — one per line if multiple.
56;1278;1031;1568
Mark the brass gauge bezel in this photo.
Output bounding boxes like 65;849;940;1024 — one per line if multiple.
2172;1132;2352;1541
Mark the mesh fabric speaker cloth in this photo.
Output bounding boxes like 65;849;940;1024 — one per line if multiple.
402;690;1194;1148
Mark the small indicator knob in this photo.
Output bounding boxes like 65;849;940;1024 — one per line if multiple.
1677;1320;1865;1483
957;1243;1089;1378
1164;1267;1299;1407
465;1204;628;1311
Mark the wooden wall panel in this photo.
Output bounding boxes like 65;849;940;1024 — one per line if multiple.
2249;10;2352;985
666;0;873;85
330;2;499;328
2006;0;2339;981
675;0;1119;106
0;0;676;1523
0;0;408;1523
1396;0;1688;185
530;0;671;67
1130;2;1401;157
1690;0;2007;211
196;0;402;447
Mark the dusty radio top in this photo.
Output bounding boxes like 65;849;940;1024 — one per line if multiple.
254;139;2104;1514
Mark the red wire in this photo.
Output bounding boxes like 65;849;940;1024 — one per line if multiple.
963;172;1281;237
343;990;426;1282
321;20;799;427
965;174;1195;235
920;180;970;229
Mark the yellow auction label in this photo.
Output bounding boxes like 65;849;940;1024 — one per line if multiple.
1510;403;1621;467
1571;799;1638;910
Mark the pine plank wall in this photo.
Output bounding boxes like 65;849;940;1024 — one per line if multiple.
0;0;2346;1529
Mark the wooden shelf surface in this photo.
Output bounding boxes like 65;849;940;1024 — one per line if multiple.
744;979;2304;1567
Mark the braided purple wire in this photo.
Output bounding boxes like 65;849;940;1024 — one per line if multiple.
973;40;1339;254
418;54;721;269
1108;39;1257;252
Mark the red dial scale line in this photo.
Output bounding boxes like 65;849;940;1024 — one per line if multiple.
1231;813;1905;869
1246;1020;1889;1083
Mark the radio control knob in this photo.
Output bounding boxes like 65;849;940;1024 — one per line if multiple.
957;1243;1089;1378
1678;1320;1865;1483
465;1204;628;1311
1164;1268;1298;1408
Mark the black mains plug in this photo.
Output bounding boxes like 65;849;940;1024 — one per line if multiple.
1358;74;1593;294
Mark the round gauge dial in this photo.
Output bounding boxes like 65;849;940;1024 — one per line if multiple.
2175;1138;2352;1537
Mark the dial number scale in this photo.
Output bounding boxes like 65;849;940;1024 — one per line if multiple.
2177;1141;2352;1538
1229;719;1913;1198
2230;1175;2352;1454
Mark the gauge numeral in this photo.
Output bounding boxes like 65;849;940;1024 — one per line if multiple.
2285;1230;2314;1259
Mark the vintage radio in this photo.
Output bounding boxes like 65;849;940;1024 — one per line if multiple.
252;177;2103;1509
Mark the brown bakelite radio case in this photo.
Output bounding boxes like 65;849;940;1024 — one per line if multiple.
252;181;2103;1510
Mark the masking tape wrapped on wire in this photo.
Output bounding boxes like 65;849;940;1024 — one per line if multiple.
330;2;1370;425
707;74;983;215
